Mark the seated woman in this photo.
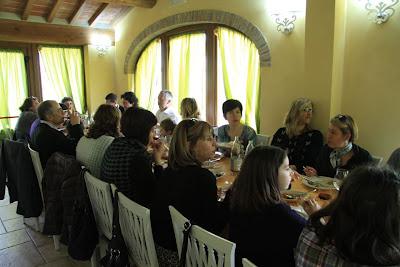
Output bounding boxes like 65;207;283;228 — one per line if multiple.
151;119;228;263
229;146;319;267
271;98;323;173
76;104;120;177
15;96;40;141
387;147;400;173
180;97;200;119
100;107;165;208
296;166;400;266
217;99;256;151
304;114;372;178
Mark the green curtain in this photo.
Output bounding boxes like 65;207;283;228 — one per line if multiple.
168;33;206;118
216;27;260;132
0;50;28;131
39;46;86;113
134;39;162;112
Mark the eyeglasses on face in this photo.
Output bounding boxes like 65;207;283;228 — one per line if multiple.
302;107;313;113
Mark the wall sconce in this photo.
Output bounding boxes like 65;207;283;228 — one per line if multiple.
361;0;399;24
272;13;297;34
267;0;306;35
91;34;112;56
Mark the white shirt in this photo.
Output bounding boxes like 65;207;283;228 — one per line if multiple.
156;107;180;124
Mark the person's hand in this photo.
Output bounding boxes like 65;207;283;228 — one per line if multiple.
69;111;81;125
303;166;317;177
301;198;321;215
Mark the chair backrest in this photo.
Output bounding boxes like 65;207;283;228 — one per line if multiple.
118;191;159;267
242;258;257;267
27;143;44;202
169;205;236;267
371;155;383;166
255;134;270;146
84;171;113;240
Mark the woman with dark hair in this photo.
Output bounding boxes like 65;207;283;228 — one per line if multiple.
151;119;227;265
229;146;319;267
304;114;372;178
387;147;400;173
296;166;400;266
76;104;121;177
100;107;165;207
217;99;256;152
271;98;323;173
15;96;39;140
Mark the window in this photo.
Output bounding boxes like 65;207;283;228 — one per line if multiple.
134;25;260;131
39;46;86;113
0;49;28;130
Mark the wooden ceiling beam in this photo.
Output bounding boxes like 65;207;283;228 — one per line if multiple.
95;0;156;8
47;0;63;23
88;3;109;26
0;19;114;45
21;0;34;20
68;0;87;24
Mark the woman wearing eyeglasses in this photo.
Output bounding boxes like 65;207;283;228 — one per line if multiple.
304;114;372;178
271;98;323;173
151;119;227;266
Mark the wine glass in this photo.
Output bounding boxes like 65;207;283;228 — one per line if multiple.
333;168;349;190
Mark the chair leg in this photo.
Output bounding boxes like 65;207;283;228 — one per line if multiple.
90;245;100;267
53;235;60;250
34;217;40;232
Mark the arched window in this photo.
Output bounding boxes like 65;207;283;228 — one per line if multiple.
134;25;260;131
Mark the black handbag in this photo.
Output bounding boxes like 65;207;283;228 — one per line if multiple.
68;170;99;260
179;221;193;267
100;189;129;267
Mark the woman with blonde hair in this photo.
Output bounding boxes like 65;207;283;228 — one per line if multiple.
151;119;227;265
180;97;200;119
304;114;372;178
271;98;323;172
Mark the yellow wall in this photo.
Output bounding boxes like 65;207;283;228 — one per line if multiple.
111;0;400;160
84;45;116;114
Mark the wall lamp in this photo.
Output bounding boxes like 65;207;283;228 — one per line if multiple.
267;0;305;35
361;0;399;24
91;34;112;56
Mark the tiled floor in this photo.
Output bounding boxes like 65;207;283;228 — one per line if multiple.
0;189;91;267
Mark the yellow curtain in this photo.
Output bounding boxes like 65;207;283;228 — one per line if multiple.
39;46;86;113
168;33;206;118
0;50;28;131
134;39;162;112
216;27;260;131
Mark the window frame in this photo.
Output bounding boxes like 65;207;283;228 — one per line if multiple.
134;24;250;126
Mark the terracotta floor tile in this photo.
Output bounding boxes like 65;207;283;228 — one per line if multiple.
0;241;45;267
26;227;53;248
38;242;69;263
0;229;30;250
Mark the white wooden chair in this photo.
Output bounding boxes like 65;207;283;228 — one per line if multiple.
371;155;383;166
242;258;257;267
84;172;114;266
117;191;159;267
169;205;236;267
27;143;60;250
255;134;270;146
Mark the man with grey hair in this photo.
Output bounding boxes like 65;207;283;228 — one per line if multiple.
31;100;83;167
156;90;180;124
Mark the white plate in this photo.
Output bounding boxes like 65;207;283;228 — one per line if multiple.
302;176;336;190
210;151;224;162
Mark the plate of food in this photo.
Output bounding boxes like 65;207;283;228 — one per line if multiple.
210;151;224;162
302;176;336;190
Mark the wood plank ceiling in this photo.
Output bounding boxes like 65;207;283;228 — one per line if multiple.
0;0;156;29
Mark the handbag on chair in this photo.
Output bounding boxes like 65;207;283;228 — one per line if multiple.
100;189;129;267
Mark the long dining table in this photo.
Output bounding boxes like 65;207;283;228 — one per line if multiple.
213;157;337;209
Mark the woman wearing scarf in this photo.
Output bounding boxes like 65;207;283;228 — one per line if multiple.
304;114;372;178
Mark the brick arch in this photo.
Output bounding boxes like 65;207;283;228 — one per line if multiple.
124;9;271;74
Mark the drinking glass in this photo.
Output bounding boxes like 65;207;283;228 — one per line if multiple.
333;168;349;190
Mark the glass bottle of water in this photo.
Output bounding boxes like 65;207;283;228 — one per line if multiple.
245;140;255;156
231;136;243;172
